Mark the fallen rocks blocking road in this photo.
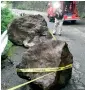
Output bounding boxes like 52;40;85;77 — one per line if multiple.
8;14;73;90
16;40;73;90
8;14;51;48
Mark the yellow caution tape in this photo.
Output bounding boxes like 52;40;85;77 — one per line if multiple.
8;64;72;90
48;30;56;40
7;29;72;90
17;64;72;73
7;72;54;90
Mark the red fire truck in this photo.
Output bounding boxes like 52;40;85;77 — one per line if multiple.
47;1;80;23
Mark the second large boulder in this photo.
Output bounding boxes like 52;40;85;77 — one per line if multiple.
16;40;73;90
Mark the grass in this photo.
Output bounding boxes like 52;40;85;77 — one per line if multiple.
1;40;13;60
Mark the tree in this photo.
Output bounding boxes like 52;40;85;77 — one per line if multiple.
1;7;14;34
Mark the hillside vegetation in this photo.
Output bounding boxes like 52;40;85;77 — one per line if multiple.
12;1;85;18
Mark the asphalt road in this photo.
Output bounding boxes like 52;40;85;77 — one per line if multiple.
46;18;85;90
1;10;85;90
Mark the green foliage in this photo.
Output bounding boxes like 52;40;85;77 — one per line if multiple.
81;13;85;18
11;1;85;18
12;1;48;11
1;8;14;34
4;40;13;55
77;1;85;18
1;40;13;60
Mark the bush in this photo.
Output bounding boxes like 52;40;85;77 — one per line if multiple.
81;12;85;18
77;1;85;18
1;8;14;34
12;1;48;11
1;40;13;60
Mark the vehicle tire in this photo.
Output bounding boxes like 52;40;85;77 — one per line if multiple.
71;20;76;24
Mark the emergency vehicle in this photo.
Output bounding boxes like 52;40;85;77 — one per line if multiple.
47;1;80;23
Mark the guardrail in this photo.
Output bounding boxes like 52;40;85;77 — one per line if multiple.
1;30;8;55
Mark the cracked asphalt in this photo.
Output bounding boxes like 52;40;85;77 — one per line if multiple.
1;10;85;90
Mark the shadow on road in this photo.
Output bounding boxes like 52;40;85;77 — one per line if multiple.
63;19;85;26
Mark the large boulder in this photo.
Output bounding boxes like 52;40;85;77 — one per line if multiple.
8;14;51;47
16;40;73;90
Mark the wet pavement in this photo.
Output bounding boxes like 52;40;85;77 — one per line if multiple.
47;19;85;90
1;10;85;90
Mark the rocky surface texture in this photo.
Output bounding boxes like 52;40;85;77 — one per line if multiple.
16;40;73;90
8;14;51;48
8;14;73;90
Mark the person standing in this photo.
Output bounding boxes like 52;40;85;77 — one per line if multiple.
53;1;64;36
